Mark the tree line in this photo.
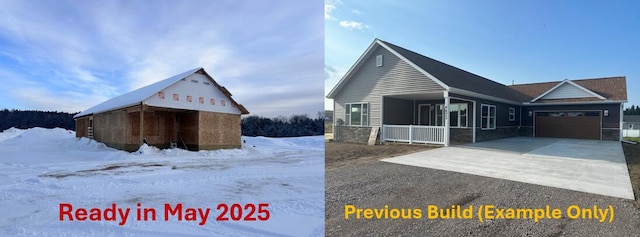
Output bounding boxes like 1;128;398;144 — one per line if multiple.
0;109;325;137
241;113;325;137
625;105;640;115
0;109;78;131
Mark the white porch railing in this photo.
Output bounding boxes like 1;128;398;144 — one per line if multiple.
382;124;445;145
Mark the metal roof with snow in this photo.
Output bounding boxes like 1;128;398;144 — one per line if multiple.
74;67;248;118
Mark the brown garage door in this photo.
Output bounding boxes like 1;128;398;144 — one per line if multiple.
535;111;600;140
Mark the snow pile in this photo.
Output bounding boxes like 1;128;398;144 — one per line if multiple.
3;127;73;142
62;137;111;151
135;143;162;155
0;127;27;142
243;136;324;150
0;128;325;236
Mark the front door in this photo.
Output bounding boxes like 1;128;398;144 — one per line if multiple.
418;105;431;125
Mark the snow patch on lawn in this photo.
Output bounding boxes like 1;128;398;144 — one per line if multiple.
0;128;324;236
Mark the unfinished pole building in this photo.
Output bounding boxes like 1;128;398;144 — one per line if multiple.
74;67;249;151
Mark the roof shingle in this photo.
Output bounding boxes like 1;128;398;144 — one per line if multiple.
381;40;530;102
330;39;627;104
508;77;627;102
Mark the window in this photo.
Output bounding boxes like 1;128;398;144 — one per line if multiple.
221;100;226;106
345;103;369;126
435;103;467;127
158;91;165;99
450;104;459;126
186;95;192;102
376;55;383;67
199;97;204;104
584;111;600;117
481;104;496;130
191;79;198;83
435;104;444;126
459;104;468;127
210;98;215;105
173;93;179;101
508;107;515;121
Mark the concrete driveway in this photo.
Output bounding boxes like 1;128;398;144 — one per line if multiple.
381;137;635;199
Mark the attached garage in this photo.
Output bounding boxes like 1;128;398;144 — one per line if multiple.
534;111;601;140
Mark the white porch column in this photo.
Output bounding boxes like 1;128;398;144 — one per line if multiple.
444;91;450;146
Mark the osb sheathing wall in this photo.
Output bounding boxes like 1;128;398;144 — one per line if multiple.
75;117;89;138
92;109;133;151
129;110;178;150
78;108;240;151
198;111;241;149
177;112;200;150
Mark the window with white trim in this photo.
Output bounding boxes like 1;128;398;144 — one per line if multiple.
481;104;496;129
345;103;369;126
508;107;515;121
435;104;444;126
376;55;383;67
435;103;467;127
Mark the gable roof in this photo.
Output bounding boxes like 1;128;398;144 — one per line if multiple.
379;40;528;102
328;39;627;105
509;77;627;103
74;67;248;118
530;79;606;102
326;39;529;103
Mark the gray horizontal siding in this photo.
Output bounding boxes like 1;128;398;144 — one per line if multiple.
542;83;592;99
334;46;445;127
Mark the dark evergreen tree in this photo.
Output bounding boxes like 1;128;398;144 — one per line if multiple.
0;109;78;131
241;112;324;137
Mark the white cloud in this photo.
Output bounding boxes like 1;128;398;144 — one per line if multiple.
325;0;342;20
352;9;362;15
339;21;370;30
325;4;336;19
0;1;323;117
9;87;108;113
324;64;345;81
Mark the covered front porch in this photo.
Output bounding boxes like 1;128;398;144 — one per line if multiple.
380;91;476;146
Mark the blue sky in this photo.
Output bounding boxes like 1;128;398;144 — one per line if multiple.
0;0;323;118
325;0;640;109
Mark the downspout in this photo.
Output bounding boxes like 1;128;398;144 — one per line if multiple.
519;106;522;138
620;103;624;141
519;106;522;128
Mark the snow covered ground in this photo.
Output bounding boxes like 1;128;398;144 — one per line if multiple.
0;127;324;236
